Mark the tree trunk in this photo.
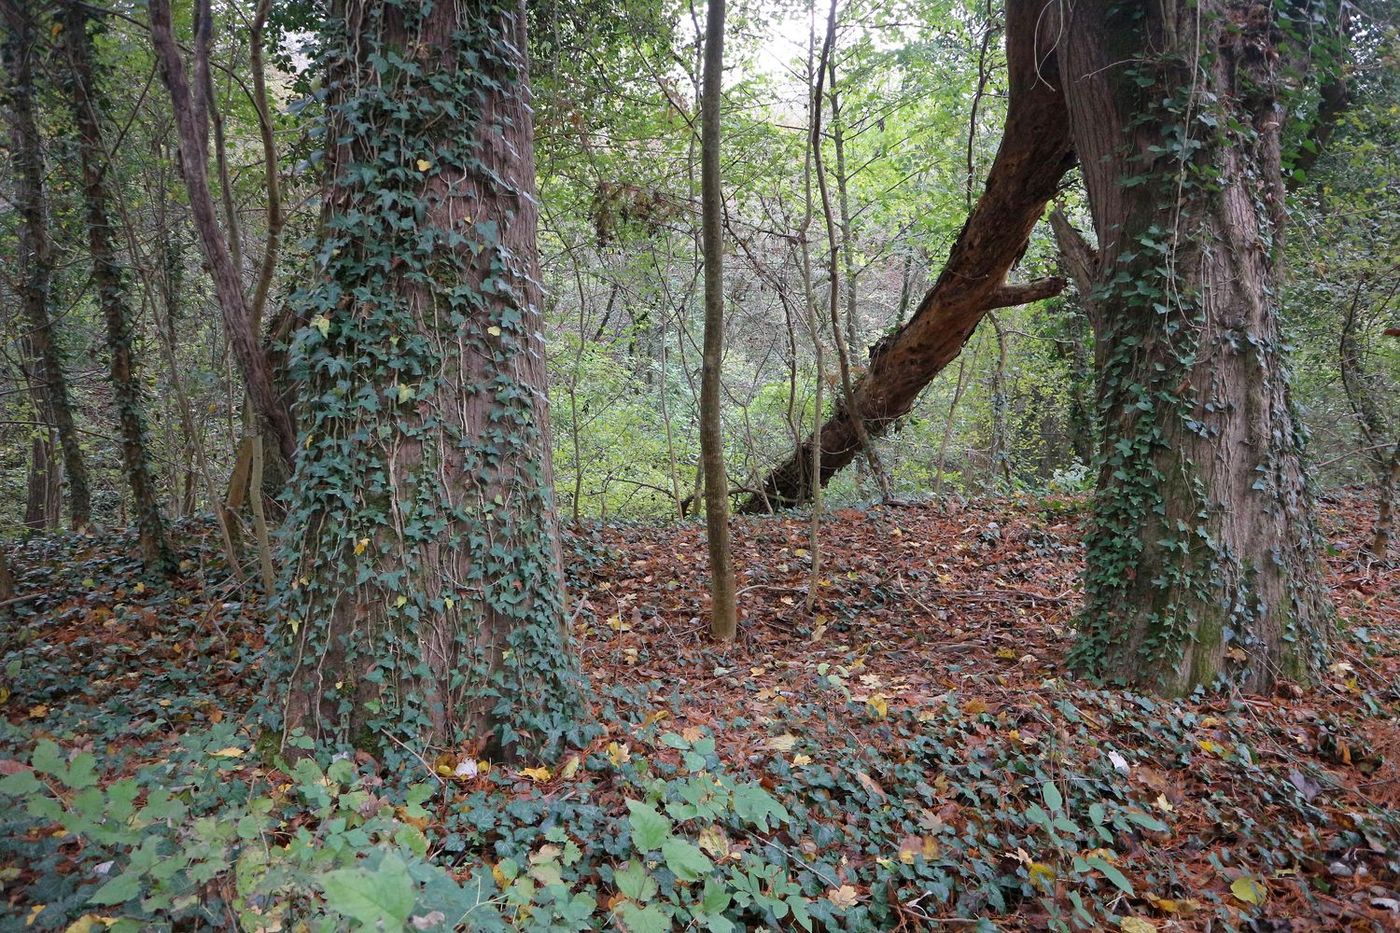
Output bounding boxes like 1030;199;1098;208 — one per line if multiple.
699;0;737;641
1057;0;1333;693
3;0;93;531
278;0;579;760
740;0;1073;512
63;1;171;569
148;0;297;469
23;431;59;531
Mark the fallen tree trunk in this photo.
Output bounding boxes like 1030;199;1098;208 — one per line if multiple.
740;0;1074;512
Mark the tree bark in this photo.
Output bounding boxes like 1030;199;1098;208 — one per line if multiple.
3;0;93;531
23;431;59;531
147;0;297;467
699;0;738;641
62;1;171;568
278;0;579;760
740;0;1073;512
1057;0;1333;693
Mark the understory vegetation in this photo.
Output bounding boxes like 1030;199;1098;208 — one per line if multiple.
2;501;1397;930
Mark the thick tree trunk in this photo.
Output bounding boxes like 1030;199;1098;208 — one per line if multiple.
148;0;297;468
63;2;171;568
278;0;578;760
1057;0;1332;693
699;0;738;641
3;0;92;531
740;0;1073;512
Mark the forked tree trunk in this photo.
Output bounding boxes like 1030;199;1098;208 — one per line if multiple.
740;0;1073;512
63;1;171;568
1056;0;1332;692
3;0;92;531
148;0;297;469
278;0;579;759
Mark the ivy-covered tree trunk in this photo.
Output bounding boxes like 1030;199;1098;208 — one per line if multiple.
62;1;170;569
1057;0;1333;692
278;0;580;760
3;0;92;531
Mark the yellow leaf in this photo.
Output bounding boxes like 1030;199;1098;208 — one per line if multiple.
826;885;860;908
791;753;813;767
1119;919;1158;933
1028;861;1056;891
767;734;798;753
606;741;630;767
518;766;551;783
1154;793;1174;813
487;325;502;337
28;705;47;719
396;383;414;403
354;537;369;556
558;754;581;780
310;314;331;338
394;595;408;609
26;904;45;926
867;695;889;720
64;915;117;933
212;747;245;758
444;596;454;609
416;158;431;171
1230;875;1266;905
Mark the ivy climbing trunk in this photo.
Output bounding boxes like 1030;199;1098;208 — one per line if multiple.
63;1;171;569
3;0;92;531
1056;0;1333;693
279;0;579;760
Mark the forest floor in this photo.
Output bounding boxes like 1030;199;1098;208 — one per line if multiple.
1;494;1397;931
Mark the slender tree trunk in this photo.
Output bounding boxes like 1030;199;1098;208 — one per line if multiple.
741;0;1072;512
699;0;738;642
814;8;892;504
3;0;92;531
278;0;578;760
0;543;14;601
148;0;297;468
1057;0;1332;693
62;1;171;568
1339;280;1399;558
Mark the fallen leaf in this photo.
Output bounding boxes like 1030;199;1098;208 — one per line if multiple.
1230;875;1267;906
826;885;860;908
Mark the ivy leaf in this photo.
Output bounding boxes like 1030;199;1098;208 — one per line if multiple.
321;854;415;927
660;838;712;882
626;800;672;852
1087;856;1134;895
88;871;143;906
614;860;657;902
617;902;671;933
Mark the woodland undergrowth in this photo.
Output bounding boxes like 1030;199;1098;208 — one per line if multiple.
0;496;1396;932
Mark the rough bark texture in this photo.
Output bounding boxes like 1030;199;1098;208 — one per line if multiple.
148;0;297;467
740;0;1074;512
63;1;171;568
22;431;60;531
279;0;577;759
1058;0;1332;693
699;0;738;641
3;0;92;530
